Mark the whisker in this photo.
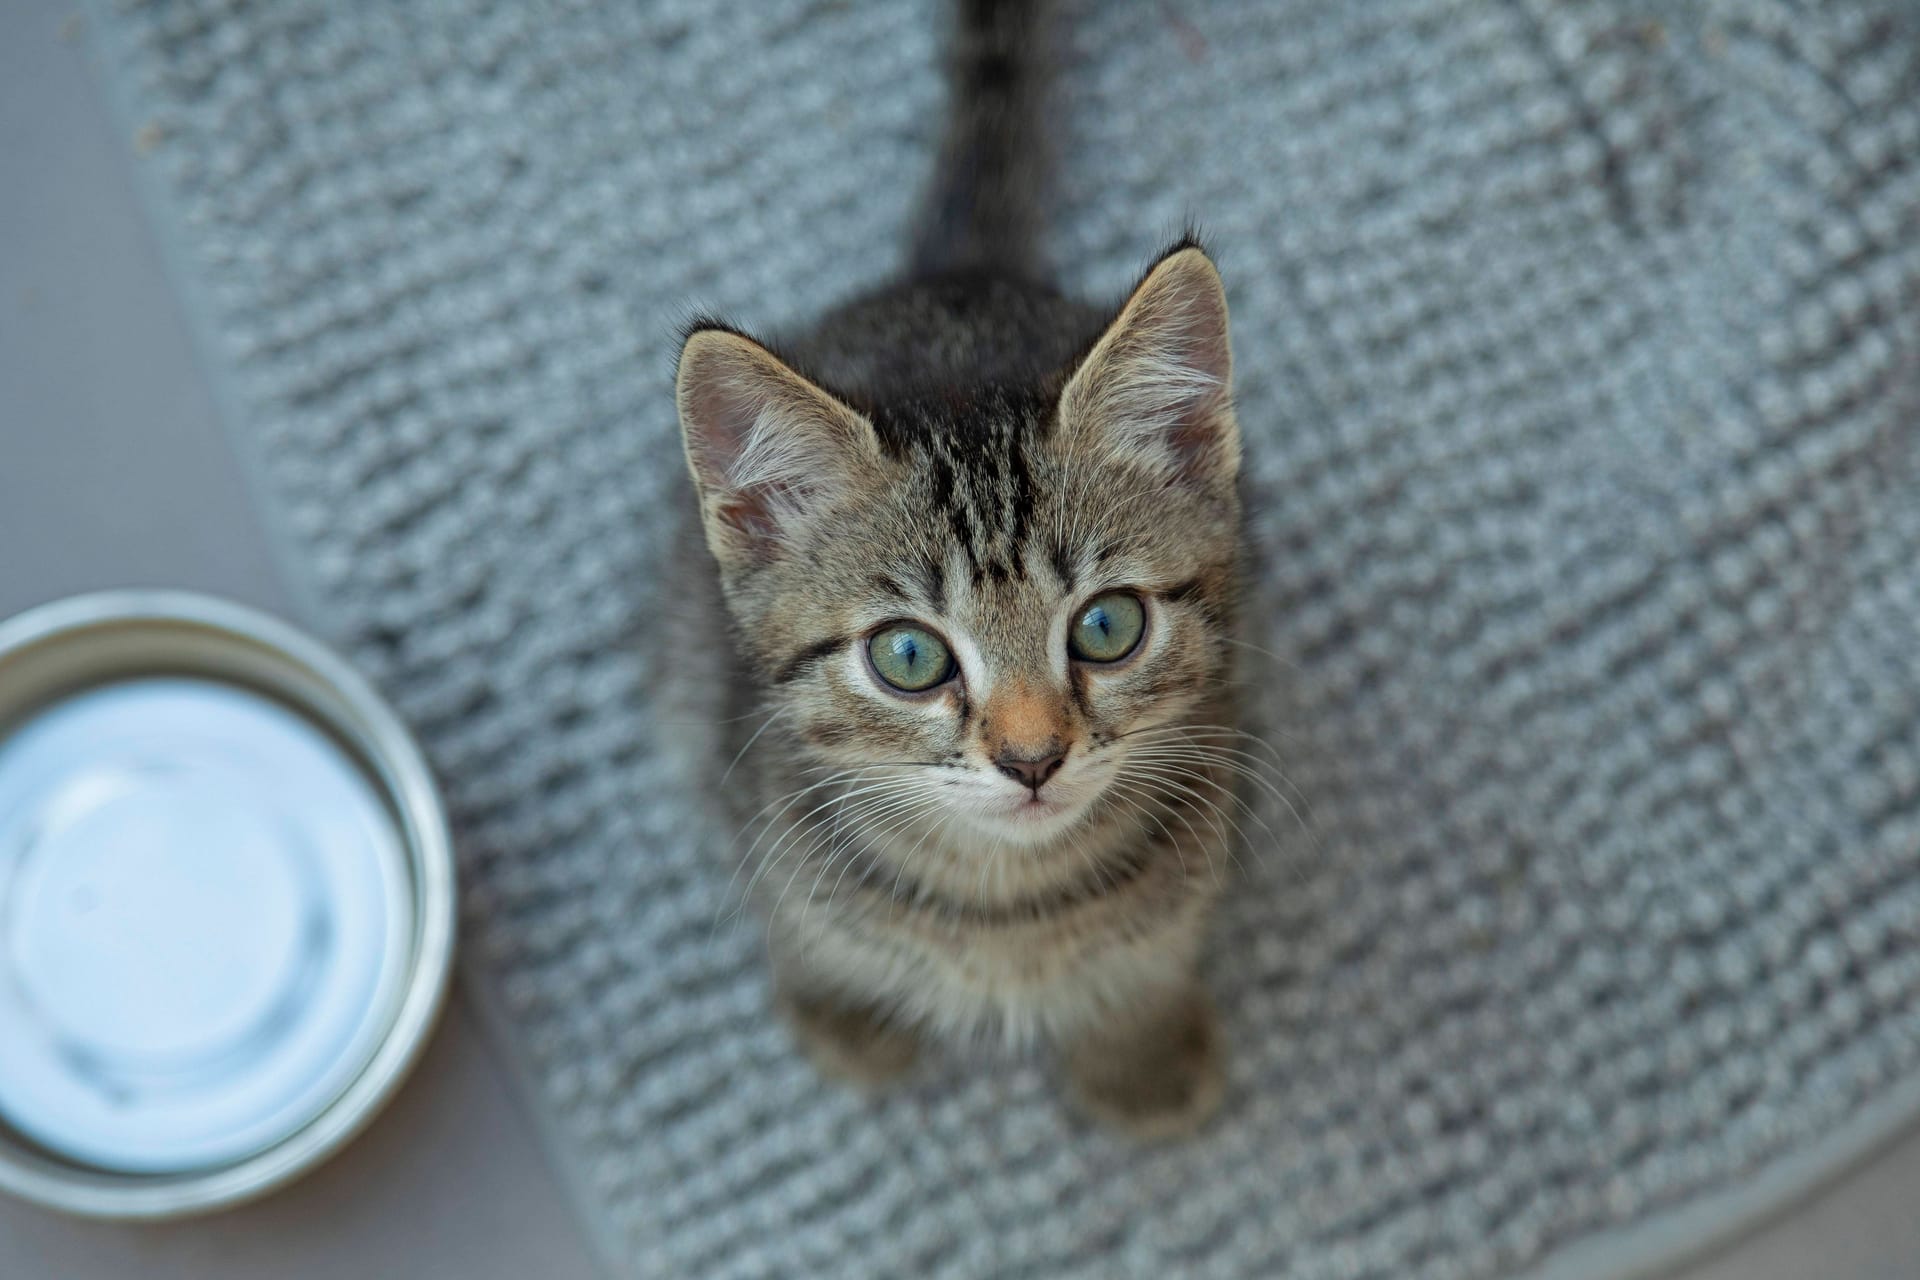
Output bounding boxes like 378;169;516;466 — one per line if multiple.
885;792;968;910
1114;723;1319;825
1123;743;1321;852
1062;818;1114;898
651;705;784;727
736;775;912;917
1118;760;1260;875
801;792;950;929
1126;744;1305;813
1115;719;1306;752
1219;634;1305;674
711;770;870;934
798;759;957;774
1165;760;1323;890
1115;766;1242;876
778;787;946;927
721;707;786;784
1105;777;1212;885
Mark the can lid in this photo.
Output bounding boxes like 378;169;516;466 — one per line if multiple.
0;675;410;1173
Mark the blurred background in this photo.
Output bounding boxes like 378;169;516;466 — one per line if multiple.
4;1;1920;1278
0;5;595;1276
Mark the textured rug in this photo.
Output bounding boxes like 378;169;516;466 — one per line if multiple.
91;0;1920;1276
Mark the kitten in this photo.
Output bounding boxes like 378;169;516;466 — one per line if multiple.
671;0;1244;1137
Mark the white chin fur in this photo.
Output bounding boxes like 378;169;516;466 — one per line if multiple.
941;757;1126;845
955;791;1096;846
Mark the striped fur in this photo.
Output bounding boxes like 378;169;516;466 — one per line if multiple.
670;2;1248;1136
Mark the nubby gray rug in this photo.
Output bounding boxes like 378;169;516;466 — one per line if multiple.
92;0;1920;1276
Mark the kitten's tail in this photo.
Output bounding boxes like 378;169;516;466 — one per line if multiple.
907;0;1054;282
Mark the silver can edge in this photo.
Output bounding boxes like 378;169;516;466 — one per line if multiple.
0;590;458;1219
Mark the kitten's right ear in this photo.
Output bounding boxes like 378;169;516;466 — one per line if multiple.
675;326;885;572
1058;243;1238;492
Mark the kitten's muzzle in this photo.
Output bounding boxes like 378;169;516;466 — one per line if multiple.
995;748;1065;794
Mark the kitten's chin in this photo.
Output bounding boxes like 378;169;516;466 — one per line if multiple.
964;793;1095;846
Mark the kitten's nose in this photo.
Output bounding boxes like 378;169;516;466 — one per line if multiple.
996;749;1065;793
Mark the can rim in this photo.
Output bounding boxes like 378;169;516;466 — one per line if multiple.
0;590;457;1219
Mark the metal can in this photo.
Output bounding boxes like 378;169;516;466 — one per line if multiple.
0;591;456;1219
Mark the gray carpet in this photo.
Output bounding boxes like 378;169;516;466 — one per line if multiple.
91;0;1920;1276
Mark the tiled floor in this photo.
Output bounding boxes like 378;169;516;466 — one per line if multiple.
1;2;1916;1277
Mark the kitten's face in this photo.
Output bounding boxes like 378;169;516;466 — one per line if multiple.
677;246;1240;848
742;433;1238;845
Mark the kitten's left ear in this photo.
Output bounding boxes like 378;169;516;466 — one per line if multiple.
1058;243;1238;490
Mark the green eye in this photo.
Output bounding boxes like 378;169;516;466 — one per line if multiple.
867;624;955;692
1069;592;1145;663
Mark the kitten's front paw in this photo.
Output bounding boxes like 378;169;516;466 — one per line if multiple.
1066;993;1224;1140
778;991;921;1089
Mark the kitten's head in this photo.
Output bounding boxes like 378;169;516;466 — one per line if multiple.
675;245;1240;846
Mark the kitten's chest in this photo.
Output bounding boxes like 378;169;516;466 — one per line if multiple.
780;842;1215;1046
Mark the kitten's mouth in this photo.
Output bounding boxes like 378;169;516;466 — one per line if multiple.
976;789;1086;841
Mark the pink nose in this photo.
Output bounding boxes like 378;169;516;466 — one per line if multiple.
995;750;1065;793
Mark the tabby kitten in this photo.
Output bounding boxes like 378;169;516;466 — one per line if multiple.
672;0;1245;1136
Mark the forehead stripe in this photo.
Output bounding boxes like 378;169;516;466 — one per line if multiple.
907;553;947;614
1048;539;1076;591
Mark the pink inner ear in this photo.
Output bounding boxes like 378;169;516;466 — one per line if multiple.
713;477;817;543
714;492;777;541
1166;402;1226;476
678;331;883;562
682;370;760;489
1130;256;1235;484
1058;247;1238;489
